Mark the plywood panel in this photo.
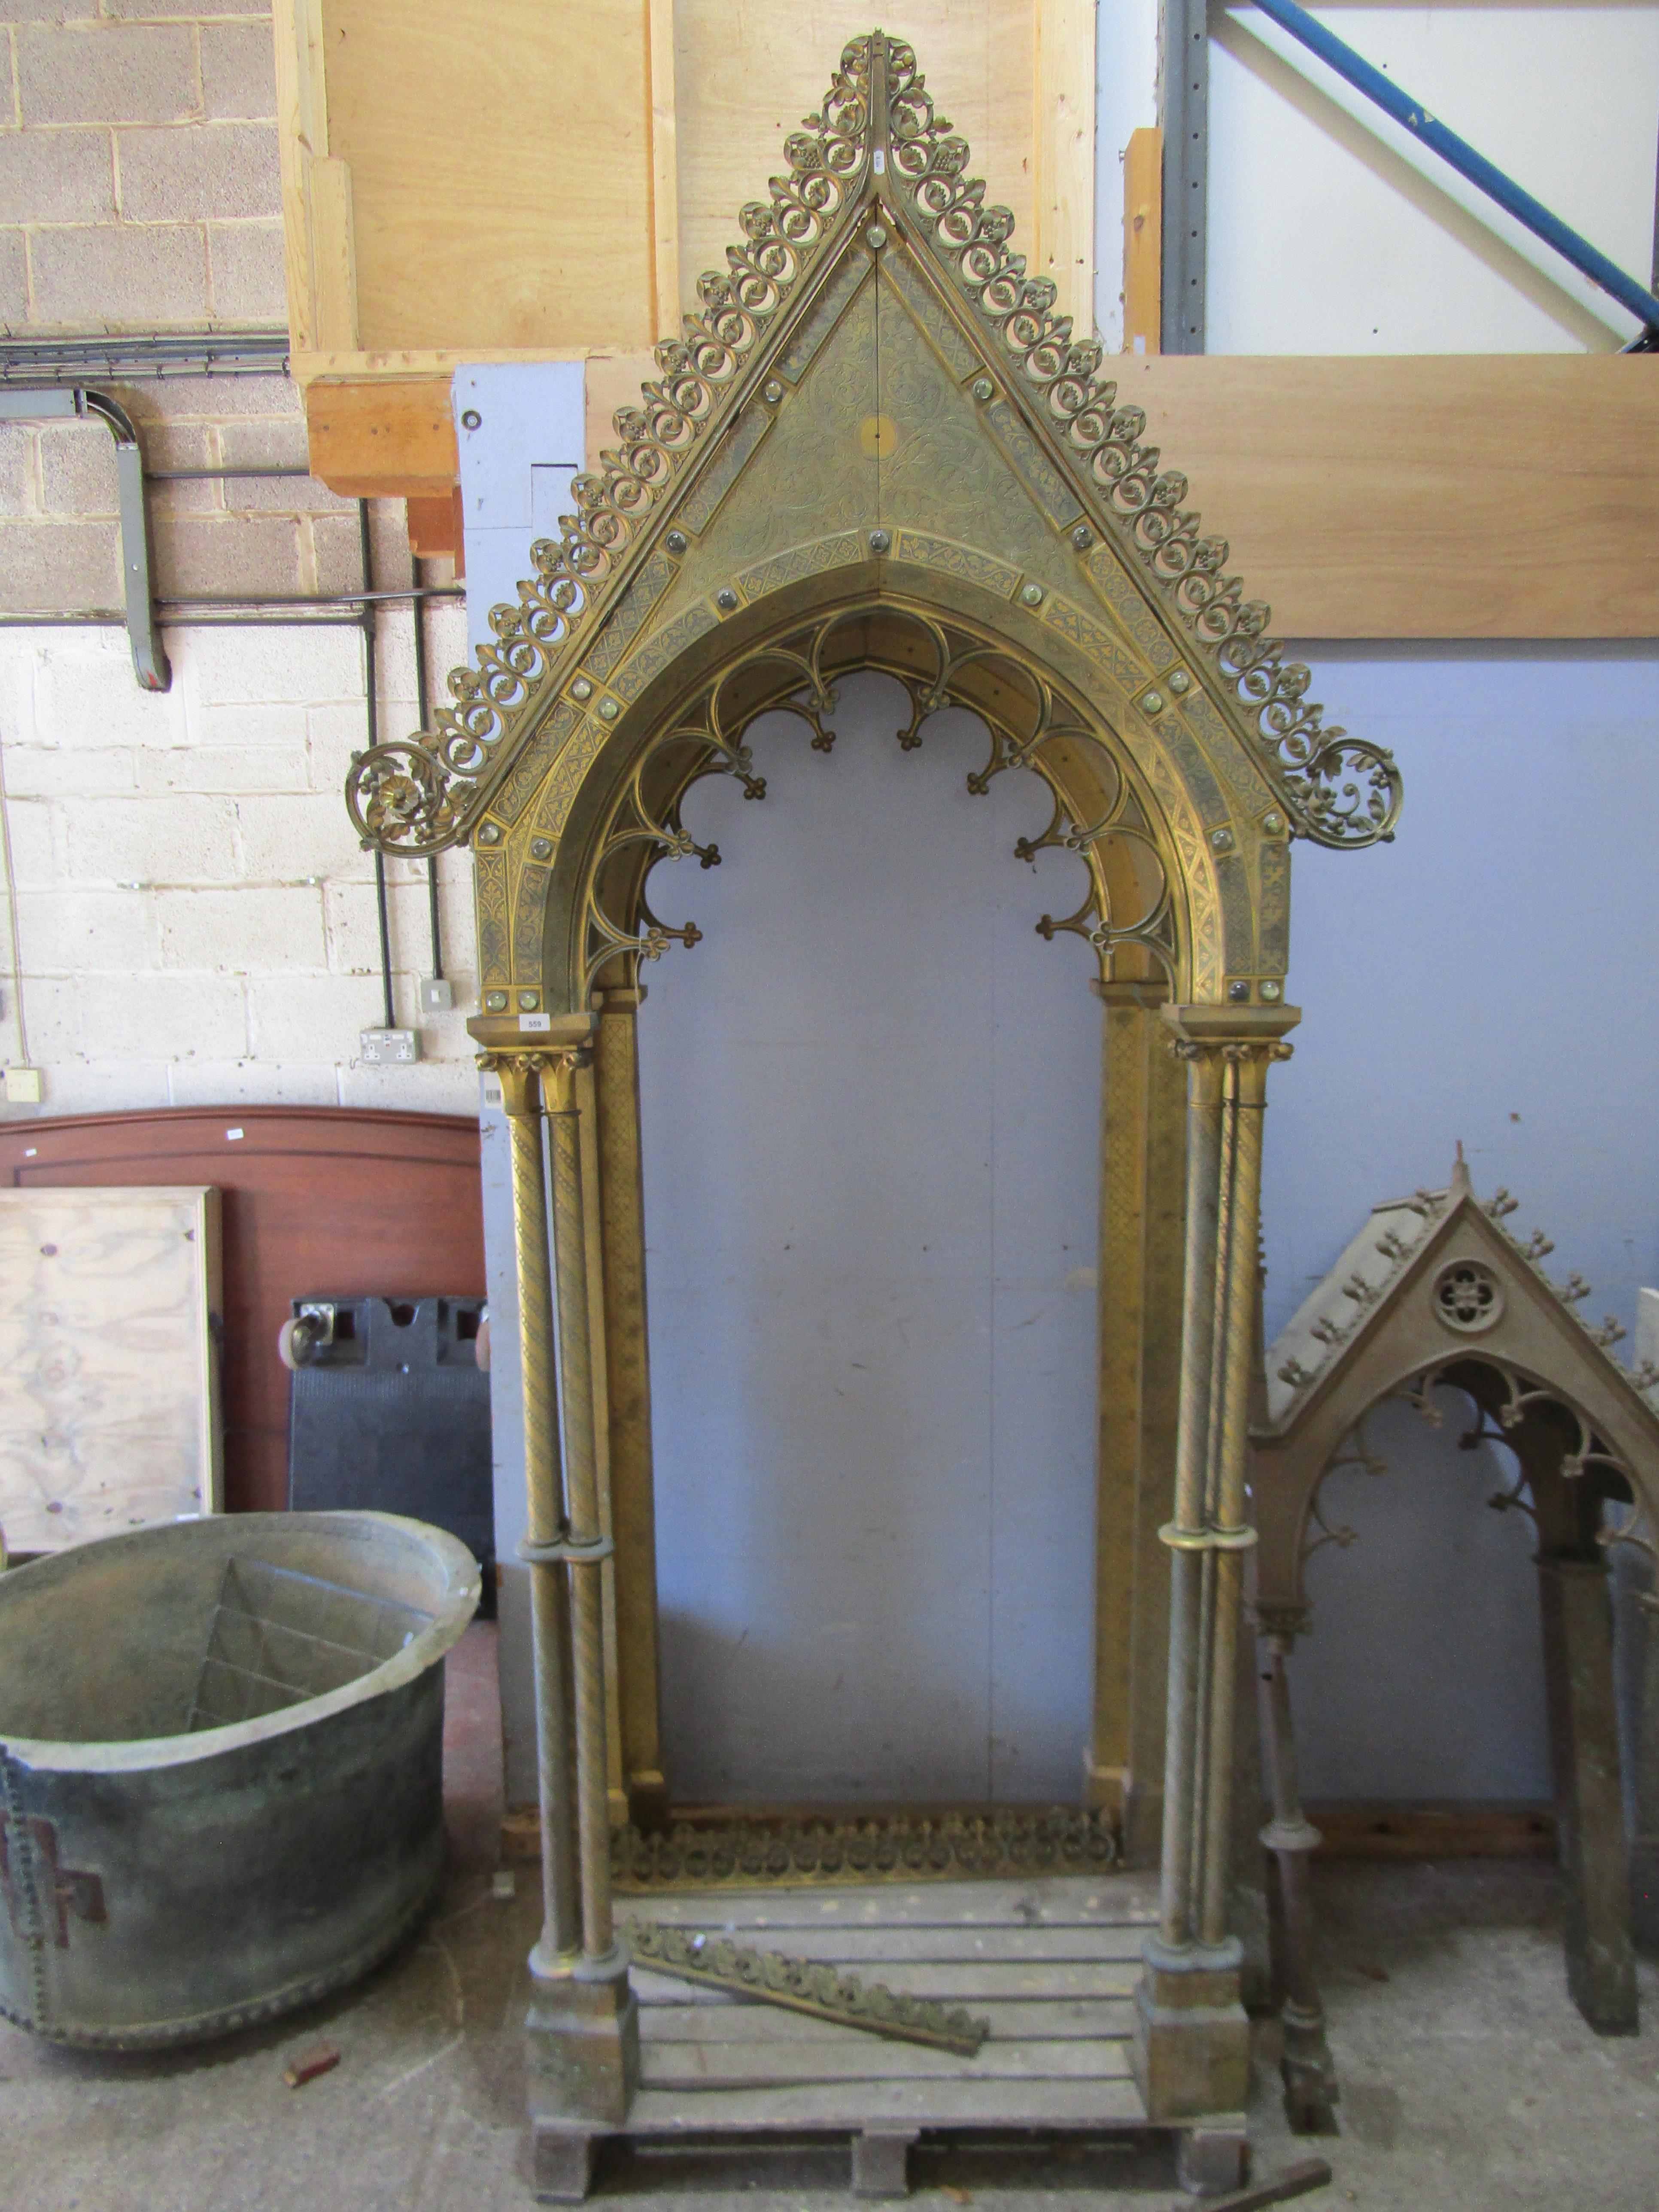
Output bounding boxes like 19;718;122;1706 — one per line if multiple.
1120;353;1659;639
0;1109;486;1516
0;1187;222;1555
673;0;1037;320
322;0;656;353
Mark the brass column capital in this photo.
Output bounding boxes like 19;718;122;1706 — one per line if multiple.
477;1048;556;1116
541;1046;596;1114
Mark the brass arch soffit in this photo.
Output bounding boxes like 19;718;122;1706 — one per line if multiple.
343;28;1402;1000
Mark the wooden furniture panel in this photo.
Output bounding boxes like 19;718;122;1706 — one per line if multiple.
0;1109;485;1518
318;0;656;356
672;0;1038;326
0;1187;222;1556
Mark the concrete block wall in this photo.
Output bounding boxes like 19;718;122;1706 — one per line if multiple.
0;0;284;336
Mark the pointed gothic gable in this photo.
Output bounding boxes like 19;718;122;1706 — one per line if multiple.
1252;1154;1659;1614
345;30;1402;1011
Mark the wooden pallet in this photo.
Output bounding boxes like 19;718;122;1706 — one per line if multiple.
532;1875;1248;2200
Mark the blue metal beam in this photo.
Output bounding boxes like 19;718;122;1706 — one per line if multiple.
1250;0;1659;337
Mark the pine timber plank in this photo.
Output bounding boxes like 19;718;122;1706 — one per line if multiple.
624;2077;1148;2129
641;1997;1137;2040
641;2038;1133;2086
1119;352;1659;638
632;1961;1143;2002
1122;126;1162;355
299;353;1659;639
1034;0;1097;334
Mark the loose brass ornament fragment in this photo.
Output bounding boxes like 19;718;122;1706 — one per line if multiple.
627;1920;990;2055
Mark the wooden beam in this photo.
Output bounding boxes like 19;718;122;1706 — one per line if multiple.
1123;125;1161;356
1308;1801;1556;1860
305;376;458;499
304;352;1659;638
646;0;680;342
1034;0;1097;335
1121;352;1659;637
270;0;329;352
309;154;359;354
406;486;464;569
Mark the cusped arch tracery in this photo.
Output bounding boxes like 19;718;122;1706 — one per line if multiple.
566;596;1183;1007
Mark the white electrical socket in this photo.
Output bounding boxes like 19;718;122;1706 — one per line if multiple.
3;1067;43;1106
419;977;454;1013
359;1028;421;1065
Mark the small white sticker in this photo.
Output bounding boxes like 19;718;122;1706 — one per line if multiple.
225;1127;244;1141
521;1012;552;1033
24;1147;36;1158
872;147;886;174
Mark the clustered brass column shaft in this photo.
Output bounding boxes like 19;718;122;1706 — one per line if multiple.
1154;1025;1291;1961
486;1053;581;1976
544;1048;618;1965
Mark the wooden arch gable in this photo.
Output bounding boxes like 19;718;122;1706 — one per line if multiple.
1252;1151;1659;1621
345;30;1401;1017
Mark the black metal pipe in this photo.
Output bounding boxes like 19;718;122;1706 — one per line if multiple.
359;500;396;1035
410;563;444;984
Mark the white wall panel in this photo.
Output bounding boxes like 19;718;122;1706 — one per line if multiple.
1208;5;1659;352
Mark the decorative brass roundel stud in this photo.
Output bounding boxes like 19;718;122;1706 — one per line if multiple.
1210;825;1235;852
530;837;552;861
1141;691;1164;717
484;991;508;1012
1020;583;1043;607
972;377;994;402
763;380;784;404
1228;980;1251;1003
1071;523;1093;550
665;530;687;556
716;588;738;611
1263;810;1285;836
869;529;891;553
477;822;501;845
570;678;593;701
518;991;541;1012
866;225;887;249
598;698;620;720
1260;979;1283;1003
1167;669;1191;695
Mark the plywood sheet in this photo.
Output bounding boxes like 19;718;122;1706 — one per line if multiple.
673;0;1036;321
321;0;656;353
0;1186;222;1556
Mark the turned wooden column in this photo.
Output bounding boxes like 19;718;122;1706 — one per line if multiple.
1256;1607;1338;2130
1133;1006;1296;2125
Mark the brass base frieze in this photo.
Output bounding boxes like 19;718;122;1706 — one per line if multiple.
607;1806;1122;1890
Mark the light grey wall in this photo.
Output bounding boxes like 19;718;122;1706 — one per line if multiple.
636;677;1104;1806
1264;643;1659;1802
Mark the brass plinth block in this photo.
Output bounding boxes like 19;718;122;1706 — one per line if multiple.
526;1953;641;2128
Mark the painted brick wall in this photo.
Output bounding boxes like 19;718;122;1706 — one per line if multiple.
1;0;284;335
0;7;483;1116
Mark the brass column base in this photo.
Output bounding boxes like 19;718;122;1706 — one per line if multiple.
526;1951;641;2128
1131;1937;1251;2121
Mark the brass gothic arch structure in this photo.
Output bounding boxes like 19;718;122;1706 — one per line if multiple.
349;27;1399;2149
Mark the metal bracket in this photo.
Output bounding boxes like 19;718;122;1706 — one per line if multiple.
0;387;171;692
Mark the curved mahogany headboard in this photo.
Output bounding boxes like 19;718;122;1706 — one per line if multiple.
0;1106;485;1513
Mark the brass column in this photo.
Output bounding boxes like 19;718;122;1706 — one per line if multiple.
593;985;668;1829
531;1044;641;2130
1255;1609;1338;2131
482;1051;581;1976
1133;1005;1296;2127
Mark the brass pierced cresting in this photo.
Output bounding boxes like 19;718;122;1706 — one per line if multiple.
611;1805;1120;1890
343;31;1401;863
583;600;1175;994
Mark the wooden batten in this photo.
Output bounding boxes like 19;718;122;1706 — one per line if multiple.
305;375;458;499
406;486;464;568
1034;0;1096;337
1122;125;1161;356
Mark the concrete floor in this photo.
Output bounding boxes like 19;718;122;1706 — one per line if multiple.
3;1627;1656;2212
